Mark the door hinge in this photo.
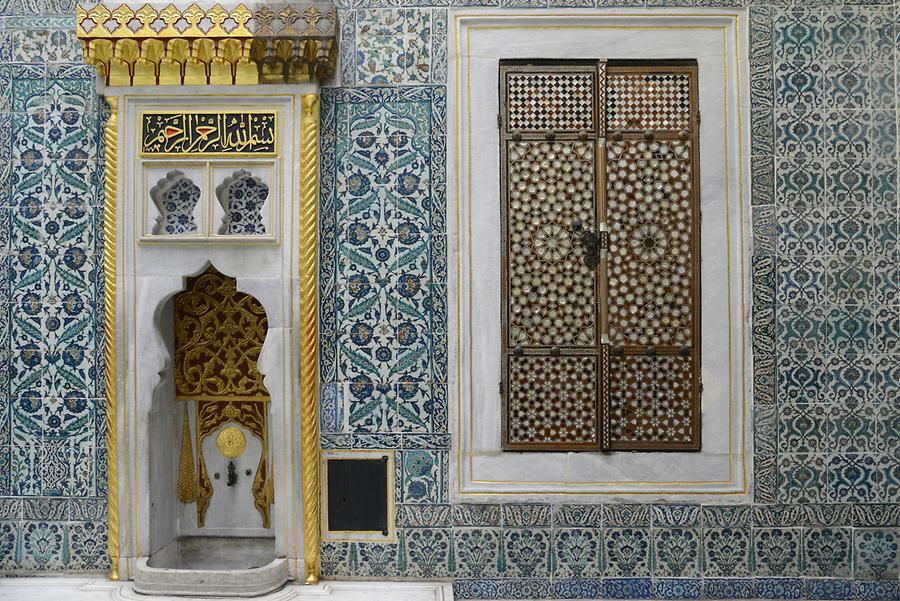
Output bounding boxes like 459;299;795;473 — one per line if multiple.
497;113;502;129
499;381;503;397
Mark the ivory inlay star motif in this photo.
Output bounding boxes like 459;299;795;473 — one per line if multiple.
500;61;701;451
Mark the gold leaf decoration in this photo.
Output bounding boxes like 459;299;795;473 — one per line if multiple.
177;406;198;503
75;1;337;85
174;266;269;401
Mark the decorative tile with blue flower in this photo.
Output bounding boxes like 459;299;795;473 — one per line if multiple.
322;85;445;446
399;449;446;504
352;9;446;85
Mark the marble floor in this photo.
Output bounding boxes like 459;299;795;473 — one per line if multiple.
0;578;454;601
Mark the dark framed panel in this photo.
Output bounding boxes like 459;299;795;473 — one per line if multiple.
325;457;389;534
498;59;702;453
602;62;702;451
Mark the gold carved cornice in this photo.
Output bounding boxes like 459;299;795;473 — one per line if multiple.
75;2;337;86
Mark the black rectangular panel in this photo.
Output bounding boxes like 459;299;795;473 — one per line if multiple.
326;458;388;533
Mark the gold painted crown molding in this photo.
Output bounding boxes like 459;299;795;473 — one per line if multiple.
75;1;337;86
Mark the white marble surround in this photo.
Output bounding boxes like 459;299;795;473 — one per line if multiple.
448;11;751;500
105;84;317;580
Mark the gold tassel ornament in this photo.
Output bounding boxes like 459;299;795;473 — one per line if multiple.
176;405;198;503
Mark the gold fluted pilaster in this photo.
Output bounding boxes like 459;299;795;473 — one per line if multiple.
298;93;321;585
102;95;120;581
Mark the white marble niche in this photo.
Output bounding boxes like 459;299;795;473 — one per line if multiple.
107;85;316;588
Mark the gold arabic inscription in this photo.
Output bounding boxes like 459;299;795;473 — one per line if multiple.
141;111;277;156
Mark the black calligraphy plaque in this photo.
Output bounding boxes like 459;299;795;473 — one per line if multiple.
326;457;389;534
140;111;277;156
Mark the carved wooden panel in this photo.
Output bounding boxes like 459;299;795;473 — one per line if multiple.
608;355;695;446
506;139;597;348
500;61;603;451
606;138;694;348
500;60;701;452
603;64;701;451
505;69;600;133
607;72;691;131
507;355;599;447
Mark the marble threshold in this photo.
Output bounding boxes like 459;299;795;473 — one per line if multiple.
0;577;454;600
0;577;837;601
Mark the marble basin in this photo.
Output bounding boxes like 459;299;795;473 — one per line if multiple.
134;536;289;597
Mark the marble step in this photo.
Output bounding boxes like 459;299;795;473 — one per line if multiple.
0;578;454;601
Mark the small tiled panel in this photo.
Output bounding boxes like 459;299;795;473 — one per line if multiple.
216;169;269;235
603;64;701;450
500;61;602;451
150;170;201;235
500;61;701;451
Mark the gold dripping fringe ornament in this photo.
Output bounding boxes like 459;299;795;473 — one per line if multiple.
177;406;198;503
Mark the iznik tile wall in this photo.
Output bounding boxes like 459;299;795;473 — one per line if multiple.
319;2;900;600
0;1;896;599
0;12;109;572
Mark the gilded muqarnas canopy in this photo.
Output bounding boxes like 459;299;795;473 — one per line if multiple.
75;1;338;85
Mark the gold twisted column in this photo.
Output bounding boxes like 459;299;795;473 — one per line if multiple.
102;95;120;581
298;94;321;584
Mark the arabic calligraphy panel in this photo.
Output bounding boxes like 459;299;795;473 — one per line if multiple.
141;111;278;156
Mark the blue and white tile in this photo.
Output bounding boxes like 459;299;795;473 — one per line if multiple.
552;528;601;579
703;578;754;599
19;521;65;570
603;528;650;577
501;528;550;578
827;453;880;503
854;528;899;580
653;528;699;577
702;527;751;577
398;449;446;504
402;527;451;577
453;527;501;578
803;527;852;578
753;528;802;576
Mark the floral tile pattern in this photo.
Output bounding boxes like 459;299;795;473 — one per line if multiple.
0;0;898;592
0;13;108;573
345;9;447;85
316;2;900;595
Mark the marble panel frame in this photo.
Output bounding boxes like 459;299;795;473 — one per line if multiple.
448;11;751;499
